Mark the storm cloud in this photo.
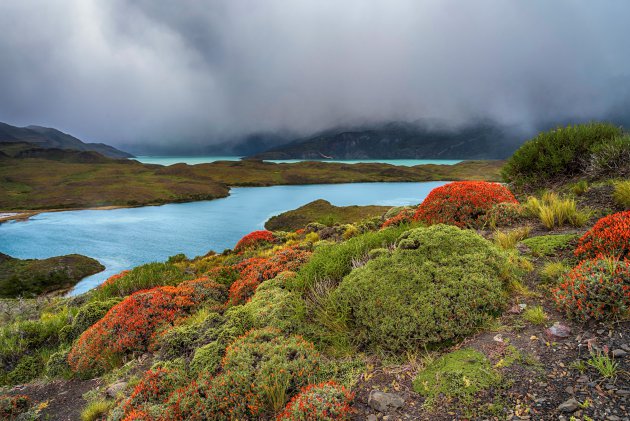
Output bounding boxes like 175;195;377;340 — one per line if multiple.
0;0;629;149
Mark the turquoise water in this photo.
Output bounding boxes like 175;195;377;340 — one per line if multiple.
135;156;462;166
0;182;446;295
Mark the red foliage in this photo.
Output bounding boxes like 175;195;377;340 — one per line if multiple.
99;270;131;288
381;209;415;229
68;278;226;374
414;181;518;228
277;381;354;420
228;246;311;305
553;256;630;321
235;230;277;251
0;395;30;419
575;211;630;259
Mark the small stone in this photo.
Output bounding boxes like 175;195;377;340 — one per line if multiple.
366;415;378;421
494;334;504;343
577;375;589;383
546;322;571;339
368;390;404;413
597;329;605;335
612;349;627;358
557;398;580;413
565;386;574;394
616;390;630;397
621;344;630;352
607;416;620;421
106;381;127;398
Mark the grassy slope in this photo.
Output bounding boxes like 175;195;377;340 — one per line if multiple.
0;253;104;297
265;199;389;231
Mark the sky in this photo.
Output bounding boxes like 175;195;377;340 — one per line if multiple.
0;0;629;150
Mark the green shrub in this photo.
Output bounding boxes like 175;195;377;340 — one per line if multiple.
329;225;510;353
613;181;630;209
7;355;43;385
524;192;591;229
64;298;121;342
81;399;114;421
92;262;190;300
45;346;72;379
502;122;622;185
190;342;224;374
522;306;548;325
413;348;500;404
570;180;589;196
293;225;410;291
540;261;570;284
521;234;578;257
586;135;630;178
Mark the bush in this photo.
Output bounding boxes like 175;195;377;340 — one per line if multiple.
68;278;227;375
294;225;410;291
575;211;630;259
553;257;630;321
483;202;525;229
381;208;415;229
93;263;190;301
277;381;353;420
190;342;224;373
166;328;322;419
330;225;510;353
413;348;500;404
614;181;630;209
235;230;277;251
521;234;578;257
414;181;518;229
585;135;630;178
502;122;622;184
63;298;121;342
524;192;591;230
229;246;311;305
0;395;31;419
45;346;72;379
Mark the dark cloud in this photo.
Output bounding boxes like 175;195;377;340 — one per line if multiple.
0;0;629;149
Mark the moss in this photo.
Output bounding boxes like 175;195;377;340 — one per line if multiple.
0;253;104;298
521;234;578;257
329;225;511;353
413;348;500;403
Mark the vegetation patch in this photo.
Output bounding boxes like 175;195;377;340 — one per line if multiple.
277;381;353;420
575;211;630;259
329;225;510;353
613;180;630;209
234;230;278;251
413;348;501;404
523;192;591;230
0;253;104;298
266;199;389;231
521;234;578;257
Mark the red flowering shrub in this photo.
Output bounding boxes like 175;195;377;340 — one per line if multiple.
575;211;630;259
381;209;415;229
68;278;227;374
553;257;630;321
277;381;354;420
235;230;277;251
0;395;30;419
163;328;322;420
414;181;518;228
99;270;131;288
228;246;311;305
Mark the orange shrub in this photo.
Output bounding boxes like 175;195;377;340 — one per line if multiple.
575;211;630;259
414;181;518;228
235;230;277;251
68;278;226;375
277;381;354;420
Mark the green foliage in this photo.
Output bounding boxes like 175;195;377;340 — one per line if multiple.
570;180;589;196
493;227;531;250
413;348;501;404
167;253;187;264
190;342;224;374
540;261;570;284
521;234;578;257
63;298;121;342
45;346;72;379
524;193;591;229
329;225;511;353
292;225;410;291
81;399;114;421
587;351;619;378
586;135;630;178
92;262;190;300
502;122;622;185
6;355;43;385
522;306;548;325
613;180;630;209
0;253;104;298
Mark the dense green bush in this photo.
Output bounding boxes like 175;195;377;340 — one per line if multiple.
92;262;191;300
61;298;120;342
329;225;510;353
45;346;72;379
586;135;630;178
293;225;410;291
502;122;622;185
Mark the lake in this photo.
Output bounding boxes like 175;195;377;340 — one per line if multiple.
0;182;446;295
134;156;462;166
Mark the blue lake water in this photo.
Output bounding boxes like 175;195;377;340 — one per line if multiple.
134;156;462;166
0;182;447;295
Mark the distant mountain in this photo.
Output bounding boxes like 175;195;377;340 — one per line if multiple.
247;121;527;160
0;122;133;158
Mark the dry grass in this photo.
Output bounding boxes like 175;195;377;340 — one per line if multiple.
524;192;592;230
494;226;531;250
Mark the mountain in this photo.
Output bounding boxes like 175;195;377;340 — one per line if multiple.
0;122;133;158
247;121;527;160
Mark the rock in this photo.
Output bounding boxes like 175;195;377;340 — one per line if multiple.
621;344;630;352
493;334;504;342
607;416;620;421
106;381;127;398
557;398;580;413
565;386;574;395
366;415;378;421
546;322;571;339
616;389;630;397
612;349;627;358
368;390;404;412
577;375;589;383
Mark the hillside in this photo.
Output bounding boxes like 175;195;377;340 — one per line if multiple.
248;121;525;160
0;122;133;159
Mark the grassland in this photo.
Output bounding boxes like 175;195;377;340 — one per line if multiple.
264;199;389;231
0;253;104;297
0;146;503;211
